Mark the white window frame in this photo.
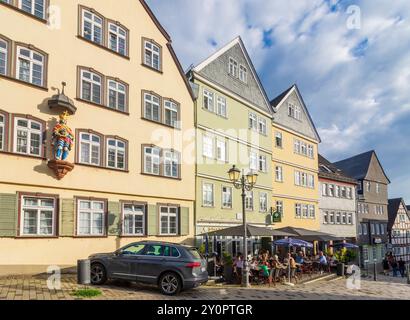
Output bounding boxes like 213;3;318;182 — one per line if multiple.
259;192;268;213
295;204;302;219
20;196;56;236
322;183;327;196
308;205;315;219
308;174;314;188
323;211;328;224
143;146;161;175
302;205;308;218
122;203;145;236
216;139;227;162
0;114;4;151
275;131;283;148
275;166;283;182
202;135;214;158
0;39;7;76
216;96;227;117
14;117;42;157
294;171;301;186
164;100;179;128
159;206;178;236
144;39;161;70
107;79;126;112
229;57;238;77
80;69;102;104
222;186;233;209
143;92;161;122
163;149;180;179
203;89;214;112
239;64;247;83
19;0;46;19
249;151;258;171
81;8;103;45
16;46;44;86
245;191;254;211
79;132;101;166
77;199;105;236
202;182;214;207
276;201;283;217
376;183;380;194
258;155;267;173
258;117;267;135
106;138;126;170
108;22;127;56
249;112;257;131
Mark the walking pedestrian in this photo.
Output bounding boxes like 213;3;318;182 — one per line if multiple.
398;258;406;278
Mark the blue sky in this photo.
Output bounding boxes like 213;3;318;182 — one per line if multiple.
147;0;410;203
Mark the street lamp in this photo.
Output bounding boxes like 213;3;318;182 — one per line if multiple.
228;165;258;287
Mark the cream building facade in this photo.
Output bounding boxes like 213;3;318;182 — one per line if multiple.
0;0;195;273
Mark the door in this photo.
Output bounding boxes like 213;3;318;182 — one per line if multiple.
109;243;146;280
137;244;167;283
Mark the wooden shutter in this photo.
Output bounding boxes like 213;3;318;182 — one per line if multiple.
180;207;190;236
108;201;121;236
147;204;158;236
0;193;17;237
60;199;74;236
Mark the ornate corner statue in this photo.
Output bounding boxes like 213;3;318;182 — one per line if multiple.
47;111;75;180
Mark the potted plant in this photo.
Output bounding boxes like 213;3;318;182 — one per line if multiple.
334;248;347;276
223;252;234;283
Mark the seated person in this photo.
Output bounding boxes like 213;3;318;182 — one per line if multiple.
295;251;305;264
318;251;328;273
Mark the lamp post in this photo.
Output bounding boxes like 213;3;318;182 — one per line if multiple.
228;165;258;287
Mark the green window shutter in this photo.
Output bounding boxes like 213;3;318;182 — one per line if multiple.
60;199;74;236
108;202;121;236
180;207;190;236
0;193;17;237
147;204;158;236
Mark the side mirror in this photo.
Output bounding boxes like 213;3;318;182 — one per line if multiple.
114;249;123;256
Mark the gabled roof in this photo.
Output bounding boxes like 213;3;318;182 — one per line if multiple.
318;154;357;184
139;0;195;100
387;198;408;231
192;36;273;114
334;150;391;183
270;84;321;142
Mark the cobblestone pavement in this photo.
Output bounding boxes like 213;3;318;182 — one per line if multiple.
0;274;409;300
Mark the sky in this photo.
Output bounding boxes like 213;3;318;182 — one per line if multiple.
147;0;410;203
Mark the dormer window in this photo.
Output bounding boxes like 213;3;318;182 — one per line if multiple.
288;102;302;121
239;65;247;83
228;57;238;77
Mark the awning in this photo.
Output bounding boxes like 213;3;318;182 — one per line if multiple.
274;226;343;242
201;225;297;237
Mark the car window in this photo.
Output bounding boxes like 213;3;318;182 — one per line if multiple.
122;244;145;255
188;248;202;259
144;245;163;256
171;247;180;257
163;246;180;257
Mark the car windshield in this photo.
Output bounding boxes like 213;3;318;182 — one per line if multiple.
122;244;145;255
188;248;202;260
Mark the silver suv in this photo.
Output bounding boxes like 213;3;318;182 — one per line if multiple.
88;241;208;295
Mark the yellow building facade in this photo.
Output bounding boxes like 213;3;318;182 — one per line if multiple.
0;0;195;273
270;85;321;231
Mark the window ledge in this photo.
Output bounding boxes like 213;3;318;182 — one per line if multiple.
0;2;47;24
140;117;181;130
141;63;163;74
0;74;48;91
77;36;130;60
15;236;58;239
75;98;130;115
140;172;181;181
74;235;108;239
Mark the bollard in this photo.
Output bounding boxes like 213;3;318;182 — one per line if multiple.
373;262;377;281
77;259;91;285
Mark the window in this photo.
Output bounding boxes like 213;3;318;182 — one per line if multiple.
347;213;353;225
143;146;160;175
14;117;42;157
245;191;253;211
222;186;232;209
294;139;300;154
107;79;126;111
144;39;161;71
20;196;55;236
216;139;227;162
275;166;283;182
329;212;335;224
258;117;267;135
229;57;238;77
203;183;214;207
82;9;103;45
275;132;283;148
239;65;247;83
259;193;268;213
328;184;334;197
276;201;283;217
106;138;126;170
335;212;341;224
80;69;102;104
288;103;301;120
342;213;347;224
358;223;362;235
0;39;7;76
308;205;315;219
308;175;314;188
294;171;301;186
123;204;145;236
20;0;46;19
249;151;258;171
307;145;314;158
79;132;101;166
203;89;214;112
376;183;380;194
302;205;308;218
203;135;214;158
375;224;380;235
366;182;371;192
380;225;385;235
259;155;267;172
16;46;45;86
294;139;314;158
163;150;179;178
164;100;179;128
216;96;227;117
160;206;178;235
323;211;328;224
77;200;105;236
347;187;352;199
108;23;127;56
335;185;340;198
322;183;327;196
144;92;160;122
295;204;302;218
370;224;375;235
0;114;5;151
301;173;308;187
249;113;257;131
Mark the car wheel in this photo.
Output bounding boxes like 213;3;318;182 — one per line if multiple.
90;263;107;285
159;272;181;296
